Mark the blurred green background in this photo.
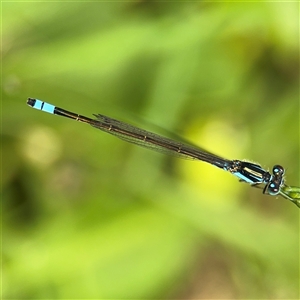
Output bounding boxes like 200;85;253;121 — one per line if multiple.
2;1;299;299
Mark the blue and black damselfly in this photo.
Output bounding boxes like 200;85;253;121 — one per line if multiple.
27;98;300;208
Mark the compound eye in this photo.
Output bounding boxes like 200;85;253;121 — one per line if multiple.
273;165;284;176
267;182;280;195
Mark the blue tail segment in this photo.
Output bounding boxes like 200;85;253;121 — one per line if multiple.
27;98;55;114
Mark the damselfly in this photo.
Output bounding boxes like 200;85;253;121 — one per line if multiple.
26;98;300;208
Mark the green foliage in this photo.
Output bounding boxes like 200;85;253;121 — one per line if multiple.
2;2;299;299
